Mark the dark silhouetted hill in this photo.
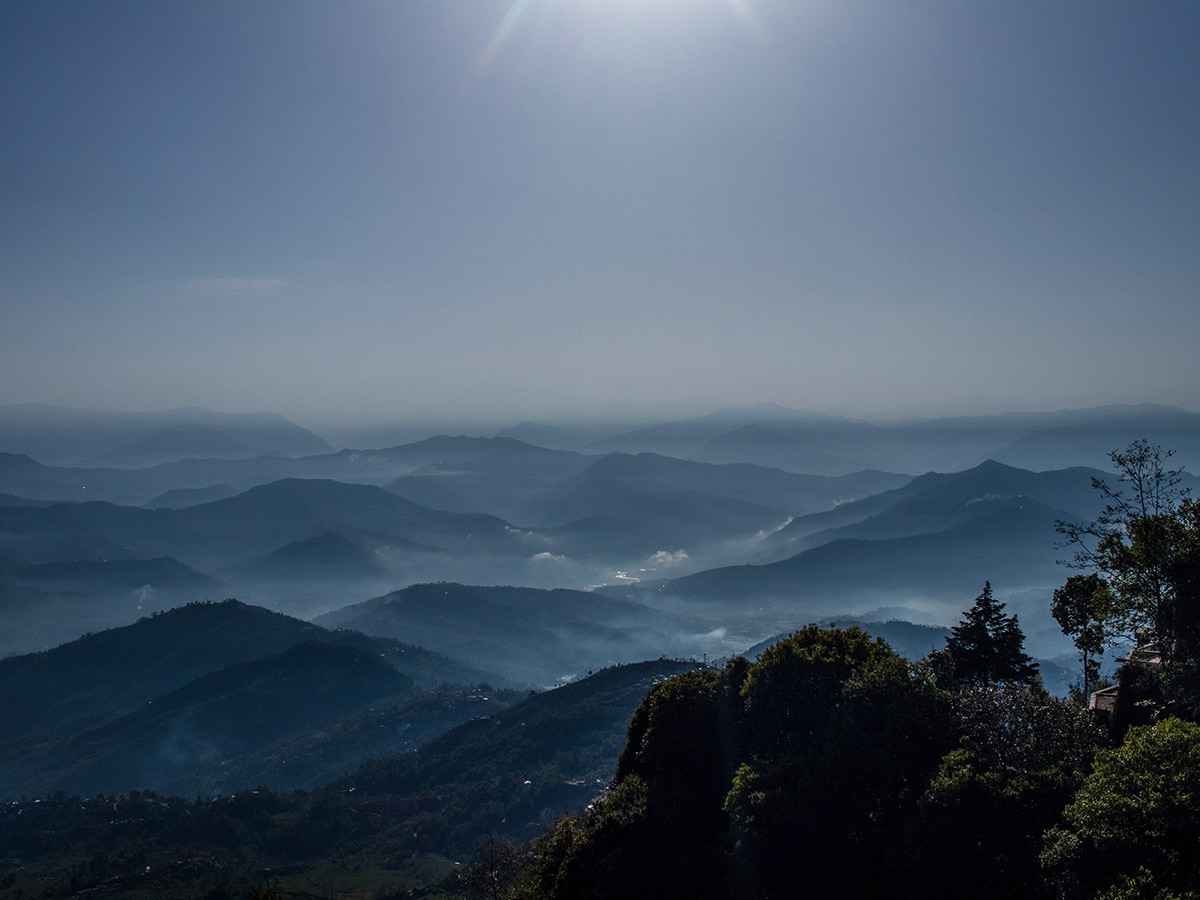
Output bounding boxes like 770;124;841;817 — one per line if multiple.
342;658;704;853
0;600;328;740
26;640;416;797
0;599;512;799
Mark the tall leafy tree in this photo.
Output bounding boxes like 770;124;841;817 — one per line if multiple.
944;582;1038;687
1052;573;1117;697
1055;440;1192;657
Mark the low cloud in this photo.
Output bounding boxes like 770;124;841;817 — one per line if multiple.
532;551;568;563
644;549;690;568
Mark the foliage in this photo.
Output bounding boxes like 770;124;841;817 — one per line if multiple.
728;651;955;899
516;627;962;900
1056;441;1194;657
1053;573;1118;696
1054;441;1200;725
889;684;1102;899
461;837;524;900
510;618;1124;900
943;582;1038;688
1042;718;1200;899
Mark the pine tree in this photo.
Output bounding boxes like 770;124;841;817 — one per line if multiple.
945;582;1038;687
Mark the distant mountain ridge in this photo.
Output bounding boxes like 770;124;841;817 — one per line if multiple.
653;459;1135;656
82;423;263;468
316;582;726;687
0;404;333;466
3;402;1194;508
1;401;1196;670
588;402;1200;475
755;459;1110;559
0;478;529;573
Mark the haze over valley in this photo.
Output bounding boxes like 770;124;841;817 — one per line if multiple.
4;400;1198;687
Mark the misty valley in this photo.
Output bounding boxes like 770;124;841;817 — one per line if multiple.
3;401;1200;899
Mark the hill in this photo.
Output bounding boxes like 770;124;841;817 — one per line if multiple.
0;479;548;647
988;403;1200;471
234;531;389;581
0;435;585;508
634;458;1155;660
11;640;417;798
316;583;723;687
338;658;705;853
0;658;702;896
512;453;905;564
755;459;1105;560
144;483;240;508
0;600;495;745
82;423;264;468
0;600;514;800
670;499;1066;596
0;600;330;740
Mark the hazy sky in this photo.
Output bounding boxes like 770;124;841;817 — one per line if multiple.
2;0;1198;431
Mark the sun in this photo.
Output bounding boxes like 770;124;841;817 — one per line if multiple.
465;0;767;90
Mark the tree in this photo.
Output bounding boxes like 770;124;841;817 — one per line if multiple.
1056;440;1192;657
944;582;1038;688
460;836;523;900
1052;573;1117;697
520;628;951;900
1041;718;1200;899
1162;498;1200;666
726;633;952;899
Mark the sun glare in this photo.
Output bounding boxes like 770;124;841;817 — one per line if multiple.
465;0;767;90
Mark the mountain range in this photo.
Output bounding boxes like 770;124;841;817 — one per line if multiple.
3;400;1197;684
0;404;333;467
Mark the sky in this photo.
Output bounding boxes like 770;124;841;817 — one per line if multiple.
2;0;1198;433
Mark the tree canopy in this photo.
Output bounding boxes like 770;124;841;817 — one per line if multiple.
1042;717;1200;899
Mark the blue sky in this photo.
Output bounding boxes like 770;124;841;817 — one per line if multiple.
2;0;1198;431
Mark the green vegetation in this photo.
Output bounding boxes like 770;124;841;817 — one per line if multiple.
1043;717;1200;899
